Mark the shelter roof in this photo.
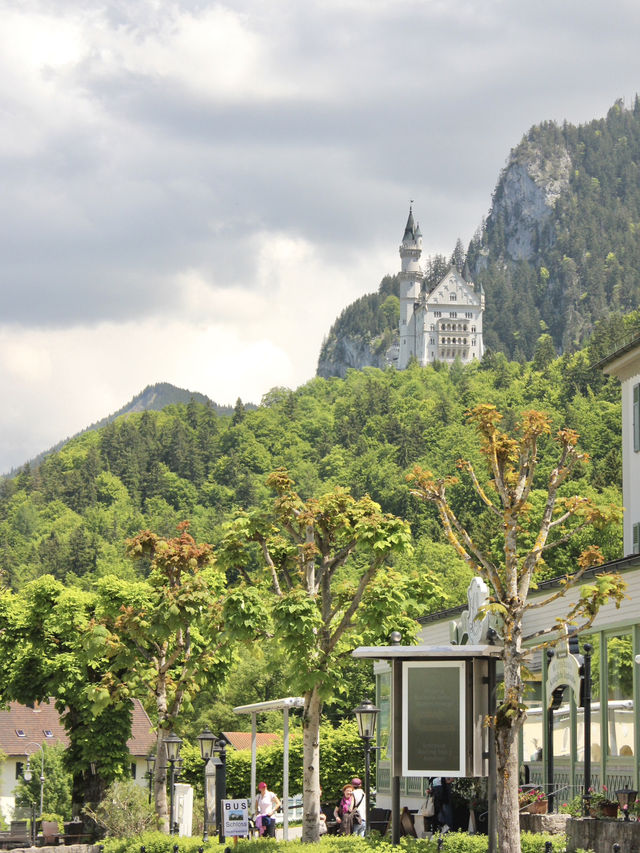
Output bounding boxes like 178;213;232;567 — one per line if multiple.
352;644;502;660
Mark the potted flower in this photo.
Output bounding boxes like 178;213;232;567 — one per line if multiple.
588;786;619;818
518;787;548;814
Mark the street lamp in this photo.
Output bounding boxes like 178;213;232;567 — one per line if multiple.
353;698;379;836
197;728;217;842
145;754;156;805
23;744;45;816
164;733;183;836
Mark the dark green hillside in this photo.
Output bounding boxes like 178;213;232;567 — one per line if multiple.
317;99;640;374
473;98;640;359
0;337;624;595
8;381;239;477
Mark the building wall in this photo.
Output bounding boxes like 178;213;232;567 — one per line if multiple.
601;342;640;556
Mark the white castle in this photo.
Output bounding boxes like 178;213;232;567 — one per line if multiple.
397;206;485;369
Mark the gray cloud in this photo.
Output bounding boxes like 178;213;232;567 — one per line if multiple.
1;0;639;470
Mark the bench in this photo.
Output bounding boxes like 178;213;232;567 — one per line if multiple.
0;821;31;849
369;807;391;836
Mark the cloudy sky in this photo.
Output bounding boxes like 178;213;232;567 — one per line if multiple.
1;0;639;473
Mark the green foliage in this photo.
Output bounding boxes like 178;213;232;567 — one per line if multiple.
85;779;156;837
13;743;72;819
101;830;215;853
473;98;640;359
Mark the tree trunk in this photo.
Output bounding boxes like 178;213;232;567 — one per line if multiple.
495;638;524;853
154;731;169;832
301;686;322;843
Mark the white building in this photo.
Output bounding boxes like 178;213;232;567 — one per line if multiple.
0;698;156;821
397;207;485;370
599;333;640;555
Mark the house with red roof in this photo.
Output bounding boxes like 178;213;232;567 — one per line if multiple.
0;698;155;820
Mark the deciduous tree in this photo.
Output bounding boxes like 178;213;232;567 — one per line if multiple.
220;470;441;842
89;522;233;831
409;405;625;853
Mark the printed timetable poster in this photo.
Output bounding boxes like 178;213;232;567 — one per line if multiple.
401;660;466;776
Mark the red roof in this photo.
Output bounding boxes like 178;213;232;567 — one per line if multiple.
222;731;280;751
0;699;155;757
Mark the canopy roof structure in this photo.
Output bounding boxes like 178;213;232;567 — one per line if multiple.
233;697;304;839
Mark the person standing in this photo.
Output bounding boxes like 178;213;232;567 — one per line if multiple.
334;783;358;835
351;777;366;836
255;781;281;838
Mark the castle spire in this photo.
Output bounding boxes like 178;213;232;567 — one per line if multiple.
402;205;416;243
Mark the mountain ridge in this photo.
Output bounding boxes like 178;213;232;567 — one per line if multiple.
318;97;640;377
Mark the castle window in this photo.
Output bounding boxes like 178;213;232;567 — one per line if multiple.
465;312;473;319
402;319;406;325
463;325;467;331
450;312;457;318
471;326;476;333
450;293;457;301
472;339;476;346
434;311;441;318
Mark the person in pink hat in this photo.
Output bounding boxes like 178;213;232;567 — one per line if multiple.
351;777;366;836
254;781;281;837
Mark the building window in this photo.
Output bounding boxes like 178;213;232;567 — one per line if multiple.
131;762;137;779
465;312;473;319
606;631;634;757
634;523;640;554
450;293;457;301
43;730;53;738
401;319;406;325
15;729;25;738
434;311;441;318
16;762;24;780
634;383;640;452
471;326;476;333
450;312;457;318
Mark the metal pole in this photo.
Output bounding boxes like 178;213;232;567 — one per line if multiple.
283;706;289;840
583;643;592;815
487;657;497;853
202;757;209;843
250;713;257;817
364;737;371;836
216;742;227;843
169;761;176;836
547;650;555;814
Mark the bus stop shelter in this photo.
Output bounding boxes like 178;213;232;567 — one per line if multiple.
233;696;304;839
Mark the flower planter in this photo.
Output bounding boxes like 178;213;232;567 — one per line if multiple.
527;800;548;815
589;802;619;818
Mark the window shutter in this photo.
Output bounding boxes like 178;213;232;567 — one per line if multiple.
634;383;640;452
634;523;640;555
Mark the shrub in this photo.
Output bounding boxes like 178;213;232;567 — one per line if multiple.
85;780;157;838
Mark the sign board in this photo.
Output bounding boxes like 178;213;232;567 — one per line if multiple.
401;660;466;776
222;799;249;837
547;653;581;707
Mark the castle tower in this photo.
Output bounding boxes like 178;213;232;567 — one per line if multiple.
398;206;425;369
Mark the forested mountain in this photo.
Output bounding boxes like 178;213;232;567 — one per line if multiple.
7;382;237;477
318;98;640;375
0;326;628;597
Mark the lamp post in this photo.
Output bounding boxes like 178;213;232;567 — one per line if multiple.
145;755;156;805
213;736;229;843
164;733;183;836
23;743;45;817
197;728;217;842
353;698;379;836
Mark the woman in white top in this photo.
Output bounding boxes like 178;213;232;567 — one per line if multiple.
255;781;281;837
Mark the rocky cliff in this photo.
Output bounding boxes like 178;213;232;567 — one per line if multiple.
318;99;640;373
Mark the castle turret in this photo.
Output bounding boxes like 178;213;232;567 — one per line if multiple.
398;206;424;369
